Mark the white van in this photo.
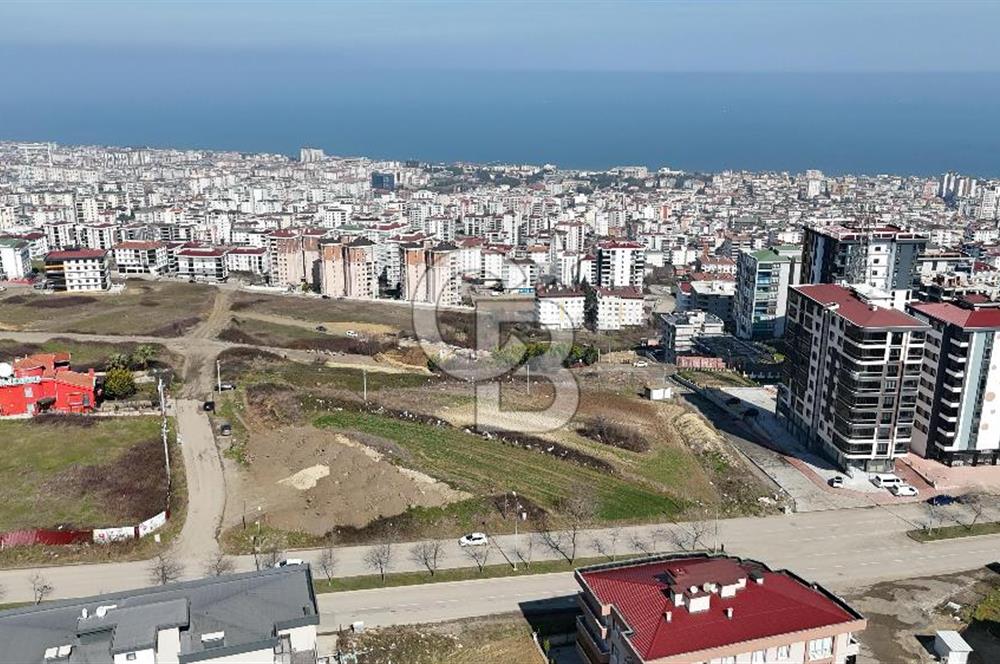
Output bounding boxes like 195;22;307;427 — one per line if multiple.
871;473;903;489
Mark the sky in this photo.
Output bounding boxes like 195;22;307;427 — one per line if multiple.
2;0;1000;73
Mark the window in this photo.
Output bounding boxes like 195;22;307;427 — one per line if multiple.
776;645;791;659
751;650;766;663
126;655;136;662
808;636;833;660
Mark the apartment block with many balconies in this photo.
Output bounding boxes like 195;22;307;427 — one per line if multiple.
908;299;1000;466
779;284;928;473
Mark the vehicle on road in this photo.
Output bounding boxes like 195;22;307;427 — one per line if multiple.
202;400;215;412
219;382;236;391
632;360;649;368
828;476;845;489
345;330;358;338
927;494;956;506
871;473;903;489
458;532;489;547
315;325;327;332
219;423;232;436
890;484;919;497
273;558;304;568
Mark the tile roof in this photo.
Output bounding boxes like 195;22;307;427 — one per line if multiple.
792;284;927;329
909;301;1000;330
579;555;861;660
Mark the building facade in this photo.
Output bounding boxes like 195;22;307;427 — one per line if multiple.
779;284;927;472
0;352;97;416
44;248;111;292
801;224;926;295
734;245;801;339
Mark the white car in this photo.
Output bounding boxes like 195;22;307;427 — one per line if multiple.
345;330;359;338
273;558;304;568
458;532;489;547
890;484;919;497
633;360;649;368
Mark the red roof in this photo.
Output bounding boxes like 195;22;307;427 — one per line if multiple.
579;556;860;660
909;302;1000;330
45;249;107;261
114;241;164;251
793;284;926;329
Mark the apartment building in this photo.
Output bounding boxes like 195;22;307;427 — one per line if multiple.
801;224;927;296
43;220;77;250
226;246;270;278
660;310;725;362
596;287;645;331
908;299;1000;466
77;223;122;251
176;247;229;282
112;240;169;275
677;279;736;328
575;553;865;664
596;240;645;289
44;249;111;292
0;566;320;664
779;284;928;472
0;237;32;281
535;287;586;330
734;245;802;339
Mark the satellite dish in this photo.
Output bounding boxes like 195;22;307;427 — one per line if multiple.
0;363;12;379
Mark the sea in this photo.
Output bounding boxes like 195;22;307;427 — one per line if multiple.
2;58;999;176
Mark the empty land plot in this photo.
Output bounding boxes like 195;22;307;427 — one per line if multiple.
218;317;396;355
0;282;216;337
0;338;180;375
0;416;167;531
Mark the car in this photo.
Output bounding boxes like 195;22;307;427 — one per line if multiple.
890;484;919;497
345;330;358;338
202;400;215;412
315;325;327;332
219;382;236;391
927;494;957;506
458;532;489;547
632;360;649;368
828;476;845;489
273;558;304;568
321;294;331;300
870;473;903;488
219;423;232;436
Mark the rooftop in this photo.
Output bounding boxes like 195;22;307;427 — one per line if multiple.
578;554;864;661
909;301;1000;330
793;283;927;330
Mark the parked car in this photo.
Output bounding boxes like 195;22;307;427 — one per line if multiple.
890;484;919;497
345;330;358;338
315;325;327;332
458;532;489;547
927;494;956;506
273;558;304;568
203;400;215;412
321;294;331;300
871;473;903;489
632;360;649;368
219;382;236;391
828;476;845;489
219;423;232;436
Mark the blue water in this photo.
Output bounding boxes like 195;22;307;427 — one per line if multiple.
2;46;999;175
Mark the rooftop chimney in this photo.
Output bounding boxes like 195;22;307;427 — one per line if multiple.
725;608;734;620
664;610;672;623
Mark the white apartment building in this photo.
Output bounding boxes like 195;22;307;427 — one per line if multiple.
734;245;801;340
43;249;111;292
660;310;725;362
44;220;77;250
226;246;270;277
535;288;585;330
176;247;230;282
597;287;645;331
0;237;31;281
596;240;645;289
779;284;927;473
112;240;169;275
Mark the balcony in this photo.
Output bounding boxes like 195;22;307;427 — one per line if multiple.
949;336;970;349
936;426;957;437
946;352;967;364
576;616;610;664
945;367;965;379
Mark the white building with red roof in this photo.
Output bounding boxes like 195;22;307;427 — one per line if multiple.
575;553;865;664
43;248;111;292
112;240;169;275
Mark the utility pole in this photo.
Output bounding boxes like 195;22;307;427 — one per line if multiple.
363;368;368;403
526;362;530;396
512;490;519;571
216;359;222;393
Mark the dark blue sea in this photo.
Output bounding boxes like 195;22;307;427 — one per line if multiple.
2;46;999;175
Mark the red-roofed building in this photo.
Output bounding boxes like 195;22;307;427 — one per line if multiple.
779;284;929;472
0;353;97;416
907;299;1000;466
43;248;110;292
575;554;865;664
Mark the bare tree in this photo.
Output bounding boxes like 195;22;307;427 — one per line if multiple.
254;536;283;570
591;527;622;561
364;542;394;584
204;551;236;577
540;488;598;564
964;492;990;530
410;541;443;577
149;552;184;586
924;501;942;535
514;532;535;569
464;544;491;572
668;517;714;552
630;532;654;556
29;573;52;605
318;540;338;582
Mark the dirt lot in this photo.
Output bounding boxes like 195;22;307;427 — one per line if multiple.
334;614;545;664
844;566;1000;664
227;425;471;535
0;281;216;337
0;416;167;531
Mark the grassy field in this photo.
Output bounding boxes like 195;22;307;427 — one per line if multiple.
909;521;1000;542
313;410;683;522
231;291;475;345
0;338;181;375
676;369;758;388
0;416;167;531
0;281;215;337
218;317;397;355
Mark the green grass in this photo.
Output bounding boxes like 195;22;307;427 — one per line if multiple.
314;554;632;593
0;416;165;530
313;410;683;521
973;586;1000;624
677;369;757;388
909;521;1000;542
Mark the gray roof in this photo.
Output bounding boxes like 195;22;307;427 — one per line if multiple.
0;566;318;664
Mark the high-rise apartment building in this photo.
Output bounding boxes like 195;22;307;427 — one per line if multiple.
801;224;926;297
908;299;1000;466
779;284;928;472
595;240;645;289
734;245;802;340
